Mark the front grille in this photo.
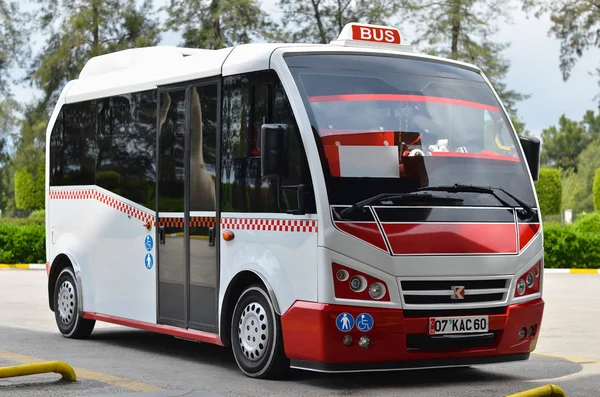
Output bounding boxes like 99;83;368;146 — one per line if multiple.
406;332;498;351
404;293;504;305
399;277;511;308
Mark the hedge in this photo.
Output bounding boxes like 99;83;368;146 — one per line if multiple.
573;212;600;235
594;169;600;211
535;168;562;215
543;223;600;268
0;219;45;264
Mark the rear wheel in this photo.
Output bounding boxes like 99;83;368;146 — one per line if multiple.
231;285;289;378
54;267;95;338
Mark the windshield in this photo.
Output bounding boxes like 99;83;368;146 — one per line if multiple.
285;53;536;207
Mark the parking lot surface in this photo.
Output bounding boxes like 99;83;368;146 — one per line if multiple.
0;270;599;396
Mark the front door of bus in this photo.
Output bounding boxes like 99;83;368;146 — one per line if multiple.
155;80;220;333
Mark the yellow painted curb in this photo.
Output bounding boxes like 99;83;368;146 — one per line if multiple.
0;361;76;381
506;384;566;397
0;264;30;269
570;269;598;274
0;264;46;270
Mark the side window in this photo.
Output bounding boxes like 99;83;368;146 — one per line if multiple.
221;71;315;213
60;101;95;185
158;90;186;213
190;83;218;211
96;91;156;208
49;109;64;186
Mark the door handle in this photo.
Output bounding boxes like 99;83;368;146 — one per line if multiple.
159;226;165;244
208;226;215;247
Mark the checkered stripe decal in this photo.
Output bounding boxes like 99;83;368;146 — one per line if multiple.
221;218;318;233
48;189;154;224
156;217;216;228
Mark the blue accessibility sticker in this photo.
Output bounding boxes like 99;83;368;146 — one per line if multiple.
144;253;153;270
336;312;354;332
356;313;374;332
144;235;153;251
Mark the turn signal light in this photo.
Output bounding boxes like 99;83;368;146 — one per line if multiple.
514;260;541;298
332;263;390;301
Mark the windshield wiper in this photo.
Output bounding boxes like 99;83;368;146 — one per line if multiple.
339;192;463;220
418;183;536;221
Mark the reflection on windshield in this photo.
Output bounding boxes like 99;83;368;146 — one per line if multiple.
285;54;536;207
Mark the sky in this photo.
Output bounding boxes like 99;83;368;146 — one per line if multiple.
9;1;600;139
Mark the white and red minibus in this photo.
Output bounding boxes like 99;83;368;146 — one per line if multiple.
45;23;544;378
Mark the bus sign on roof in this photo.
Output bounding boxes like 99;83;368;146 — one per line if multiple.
331;23;412;52
351;24;401;44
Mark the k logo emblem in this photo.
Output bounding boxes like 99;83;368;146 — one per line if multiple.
451;286;465;300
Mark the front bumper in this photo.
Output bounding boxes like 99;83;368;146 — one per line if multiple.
280;298;544;372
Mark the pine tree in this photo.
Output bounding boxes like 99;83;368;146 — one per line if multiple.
165;0;277;49
30;0;161;107
278;0;398;44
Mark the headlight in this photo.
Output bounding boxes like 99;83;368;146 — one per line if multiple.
526;272;534;288
517;279;526;295
368;282;386;299
349;276;367;292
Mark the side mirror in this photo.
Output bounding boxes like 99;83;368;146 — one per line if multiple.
261;124;288;178
519;136;541;182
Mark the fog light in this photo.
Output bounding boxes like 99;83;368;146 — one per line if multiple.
368;282;386;300
517;279;526;295
358;335;370;349
349;276;367;292
534;266;540;277
342;334;352;346
526;272;534;288
518;327;526;340
336;269;349;282
528;326;535;337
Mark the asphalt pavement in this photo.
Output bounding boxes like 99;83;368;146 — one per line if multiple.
0;270;599;397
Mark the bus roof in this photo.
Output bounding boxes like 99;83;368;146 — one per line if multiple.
62;37;483;104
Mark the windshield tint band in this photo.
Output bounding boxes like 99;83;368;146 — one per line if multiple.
307;94;500;113
374;207;515;223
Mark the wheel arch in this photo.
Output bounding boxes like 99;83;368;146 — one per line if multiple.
219;270;281;346
48;252;84;314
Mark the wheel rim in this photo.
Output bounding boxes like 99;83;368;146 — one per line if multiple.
237;302;269;362
57;280;76;325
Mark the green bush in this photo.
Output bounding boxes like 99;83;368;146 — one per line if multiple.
535;168;562;215
29;209;45;220
543;224;600;268
14;166;44;210
573;212;600;234
0;220;45;264
594;169;600;211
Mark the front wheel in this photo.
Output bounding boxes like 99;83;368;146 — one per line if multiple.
54;267;95;338
231;285;289;378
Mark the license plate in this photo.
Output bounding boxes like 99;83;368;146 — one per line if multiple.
428;316;489;335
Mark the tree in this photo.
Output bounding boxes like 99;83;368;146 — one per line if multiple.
403;0;528;120
0;100;18;212
30;0;161;107
594;168;600;211
14;165;44;211
0;0;28;97
560;167;581;211
575;138;600;213
540;115;590;170
535;167;562;215
165;0;277;49
523;1;600;83
278;0;398;44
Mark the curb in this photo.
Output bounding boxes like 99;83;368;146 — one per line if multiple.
0;264;46;270
544;268;600;274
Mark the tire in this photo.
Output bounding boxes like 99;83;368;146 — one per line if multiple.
53;267;95;339
231;285;289;379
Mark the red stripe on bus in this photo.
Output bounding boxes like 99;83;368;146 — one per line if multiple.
518;223;540;251
382;223;517;255
82;312;223;345
307;94;500;112
334;221;389;252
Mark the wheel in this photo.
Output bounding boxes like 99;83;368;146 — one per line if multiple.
54;267;95;338
231;285;289;378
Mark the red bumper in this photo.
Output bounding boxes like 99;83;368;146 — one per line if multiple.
280;299;544;371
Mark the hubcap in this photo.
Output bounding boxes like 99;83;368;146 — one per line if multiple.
237;302;269;362
58;280;76;325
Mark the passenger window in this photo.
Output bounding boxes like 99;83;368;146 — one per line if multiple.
220;71;315;213
56;101;95;186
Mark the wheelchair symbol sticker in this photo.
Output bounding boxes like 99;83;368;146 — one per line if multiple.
336;312;354;331
144;235;153;251
356;313;374;332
